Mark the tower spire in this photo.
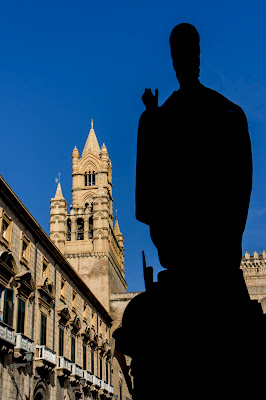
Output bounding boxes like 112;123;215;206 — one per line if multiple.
54;181;64;199
82;118;100;157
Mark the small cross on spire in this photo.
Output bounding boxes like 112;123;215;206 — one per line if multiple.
55;172;61;184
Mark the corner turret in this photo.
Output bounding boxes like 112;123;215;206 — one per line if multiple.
50;182;67;253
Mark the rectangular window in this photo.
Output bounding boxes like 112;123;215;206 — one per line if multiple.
72;290;77;311
99;319;103;338
59;327;64;356
99;357;103;379
91;349;94;374
3;288;13;327
71;336;75;363
40;313;47;346
91;311;95;330
42;257;49;279
83;302;88;322
20;233;31;268
0;209;13;248
2;220;9;239
120;384;122;400
83;342;87;370
60;276;66;300
106;362;109;383
16;297;25;334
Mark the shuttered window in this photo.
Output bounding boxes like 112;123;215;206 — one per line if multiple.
91;349;94;374
71;336;75;363
40;313;47;346
59;327;64;356
83;343;87;370
16;297;25;333
3;288;13;327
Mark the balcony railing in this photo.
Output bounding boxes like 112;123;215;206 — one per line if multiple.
100;380;109;391
57;356;72;373
15;333;34;352
92;375;101;387
35;345;56;365
83;370;93;383
0;321;15;345
108;384;114;394
70;363;83;378
100;380;114;393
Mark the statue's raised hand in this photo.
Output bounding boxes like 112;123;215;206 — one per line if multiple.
142;89;158;110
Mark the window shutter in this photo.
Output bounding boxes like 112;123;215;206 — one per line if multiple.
40;313;47;346
71;336;75;363
16;297;25;334
3;288;13;327
59;327;64;356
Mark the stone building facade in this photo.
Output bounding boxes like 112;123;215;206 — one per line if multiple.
0;121;135;400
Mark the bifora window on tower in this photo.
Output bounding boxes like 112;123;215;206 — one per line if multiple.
84;171;96;186
76;218;84;240
66;218;71;241
89;216;93;239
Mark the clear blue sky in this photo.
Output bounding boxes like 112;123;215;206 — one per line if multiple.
1;0;266;292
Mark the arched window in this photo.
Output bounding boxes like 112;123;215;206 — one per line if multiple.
84;172;87;186
92;171;95;185
66;218;71;241
84;171;96;187
76;218;84;240
89;216;93;239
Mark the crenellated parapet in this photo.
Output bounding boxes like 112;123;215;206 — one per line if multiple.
241;251;266;304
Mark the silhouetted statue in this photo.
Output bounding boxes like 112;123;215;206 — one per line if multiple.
136;23;252;272
114;24;265;399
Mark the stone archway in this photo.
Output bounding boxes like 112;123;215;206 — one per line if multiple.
33;380;49;400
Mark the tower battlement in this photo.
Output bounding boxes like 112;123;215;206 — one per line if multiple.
241;251;266;305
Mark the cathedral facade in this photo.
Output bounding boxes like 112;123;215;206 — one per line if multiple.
0;121;135;400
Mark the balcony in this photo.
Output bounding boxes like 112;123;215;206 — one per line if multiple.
108;384;114;394
35;345;56;370
100;380;109;392
15;333;34;352
70;363;83;379
0;321;15;349
83;370;93;384
92;375;101;388
57;356;72;377
14;333;34;359
99;380;114;395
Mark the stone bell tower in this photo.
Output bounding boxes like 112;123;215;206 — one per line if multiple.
50;120;127;311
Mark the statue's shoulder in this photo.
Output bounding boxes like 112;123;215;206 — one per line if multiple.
159;90;179;111
202;86;246;119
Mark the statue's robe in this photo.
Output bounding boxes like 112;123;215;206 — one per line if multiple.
136;84;252;273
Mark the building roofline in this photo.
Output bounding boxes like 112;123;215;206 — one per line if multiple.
0;175;112;324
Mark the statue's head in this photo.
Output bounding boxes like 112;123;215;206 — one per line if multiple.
169;23;200;85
